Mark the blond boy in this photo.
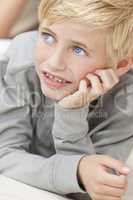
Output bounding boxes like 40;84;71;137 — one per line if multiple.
0;0;133;200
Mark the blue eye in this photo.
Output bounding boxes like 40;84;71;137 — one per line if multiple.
73;47;86;56
42;33;55;45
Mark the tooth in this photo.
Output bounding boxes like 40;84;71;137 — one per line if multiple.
58;79;63;82
49;75;54;79
54;77;60;82
45;72;68;83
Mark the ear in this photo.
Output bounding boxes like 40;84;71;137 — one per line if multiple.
116;57;133;77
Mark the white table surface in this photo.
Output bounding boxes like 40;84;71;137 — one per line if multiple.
0;175;71;200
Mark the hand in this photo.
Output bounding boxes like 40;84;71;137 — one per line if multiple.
78;155;130;200
58;68;120;109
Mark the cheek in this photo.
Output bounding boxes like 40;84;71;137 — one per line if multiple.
68;58;96;82
35;38;53;65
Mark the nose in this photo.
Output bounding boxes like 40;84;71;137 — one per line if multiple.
46;48;66;71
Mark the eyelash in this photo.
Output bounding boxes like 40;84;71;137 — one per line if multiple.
41;32;88;56
41;32;56;43
72;46;88;56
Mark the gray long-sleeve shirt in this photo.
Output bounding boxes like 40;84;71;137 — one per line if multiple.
0;31;133;199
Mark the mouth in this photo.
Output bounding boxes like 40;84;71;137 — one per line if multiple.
42;71;72;88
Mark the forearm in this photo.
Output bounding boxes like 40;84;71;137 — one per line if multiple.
52;103;95;155
0;148;84;195
0;0;28;37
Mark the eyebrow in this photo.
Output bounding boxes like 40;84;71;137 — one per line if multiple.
40;26;92;52
40;27;57;37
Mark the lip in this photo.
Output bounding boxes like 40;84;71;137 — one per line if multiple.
43;70;72;83
42;71;72;89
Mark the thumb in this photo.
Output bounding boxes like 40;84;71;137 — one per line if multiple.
100;156;130;175
116;66;130;77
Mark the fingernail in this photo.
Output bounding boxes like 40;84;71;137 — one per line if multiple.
122;167;130;173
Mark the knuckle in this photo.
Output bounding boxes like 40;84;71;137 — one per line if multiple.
117;189;125;197
119;180;125;187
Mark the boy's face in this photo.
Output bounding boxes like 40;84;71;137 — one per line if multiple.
35;20;108;100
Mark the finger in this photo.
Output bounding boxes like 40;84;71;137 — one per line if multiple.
79;80;88;106
115;168;130;176
58;89;82;108
66;80;88;108
102;173;127;188
98;155;126;174
58;94;74;108
117;67;130;77
79;79;88;92
108;69;119;83
94;184;125;197
86;73;104;98
95;68;118;81
94;69;119;91
70;91;82;108
91;193;122;200
61;80;86;108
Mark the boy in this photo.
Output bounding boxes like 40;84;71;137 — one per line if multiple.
0;0;133;200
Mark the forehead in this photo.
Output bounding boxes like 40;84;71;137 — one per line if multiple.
40;20;108;48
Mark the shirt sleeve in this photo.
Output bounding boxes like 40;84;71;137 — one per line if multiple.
0;59;86;195
90;72;133;163
52;102;96;195
53;102;95;155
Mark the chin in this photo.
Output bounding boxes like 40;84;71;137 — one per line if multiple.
39;76;77;101
41;86;70;101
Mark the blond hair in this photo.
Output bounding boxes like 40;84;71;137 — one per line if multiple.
38;0;133;68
